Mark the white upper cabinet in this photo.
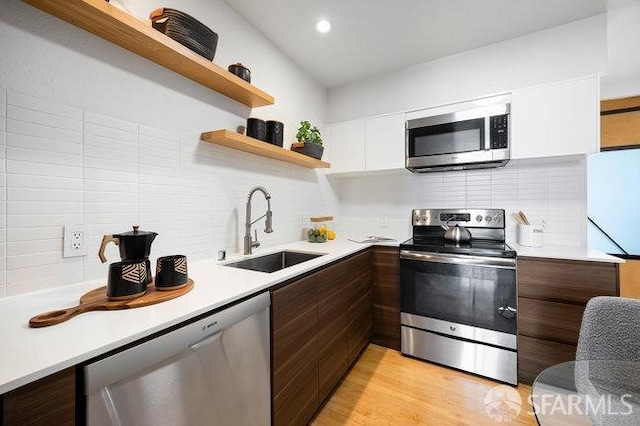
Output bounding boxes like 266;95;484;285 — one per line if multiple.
365;113;406;171
511;76;599;160
326;120;366;173
326;113;405;174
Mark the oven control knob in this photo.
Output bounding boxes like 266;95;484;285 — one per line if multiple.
449;325;456;332
476;215;483;222
493;216;499;223
485;215;492;222
421;215;427;221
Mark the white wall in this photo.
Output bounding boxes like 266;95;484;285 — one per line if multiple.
327;14;607;123
601;0;640;98
0;0;337;297
338;158;587;248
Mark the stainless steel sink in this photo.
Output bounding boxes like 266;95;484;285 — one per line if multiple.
223;250;325;273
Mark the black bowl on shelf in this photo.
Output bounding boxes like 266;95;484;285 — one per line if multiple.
150;8;219;61
228;63;251;83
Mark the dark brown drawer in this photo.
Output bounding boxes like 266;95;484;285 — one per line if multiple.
518;297;586;345
518;257;618;304
322;249;371;286
518;335;577;385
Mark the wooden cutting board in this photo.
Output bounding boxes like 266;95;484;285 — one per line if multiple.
29;279;194;328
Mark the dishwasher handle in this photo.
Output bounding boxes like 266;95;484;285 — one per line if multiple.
190;328;225;350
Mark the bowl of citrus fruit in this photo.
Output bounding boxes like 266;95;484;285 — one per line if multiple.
307;216;336;243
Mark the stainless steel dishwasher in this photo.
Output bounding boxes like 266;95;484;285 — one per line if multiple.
84;292;271;426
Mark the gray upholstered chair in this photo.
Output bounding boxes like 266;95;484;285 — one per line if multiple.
575;296;640;425
576;296;640;362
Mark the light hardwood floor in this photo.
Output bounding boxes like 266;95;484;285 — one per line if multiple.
312;344;537;426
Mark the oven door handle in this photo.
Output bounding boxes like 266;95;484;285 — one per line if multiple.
400;250;516;269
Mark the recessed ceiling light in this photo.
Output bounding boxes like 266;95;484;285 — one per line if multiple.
316;19;331;34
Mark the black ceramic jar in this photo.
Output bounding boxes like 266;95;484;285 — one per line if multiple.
266;121;284;147
246;118;267;141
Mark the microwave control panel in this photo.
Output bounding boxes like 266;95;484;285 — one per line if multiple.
489;114;509;149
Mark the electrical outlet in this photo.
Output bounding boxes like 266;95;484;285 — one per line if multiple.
381;215;390;227
63;225;87;258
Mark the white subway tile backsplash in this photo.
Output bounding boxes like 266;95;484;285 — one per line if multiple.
0;89;589;297
139;125;180;259
6;259;83;296
7;92;82;120
7;132;82;156
7;239;61;257
0;98;4;296
8;201;82;215
8;146;83;167
8;213;84;228
8;187;83;202
7;105;83;132
139;124;180;141
340;159;587;246
7;160;83;179
83;112;139;283
6;119;83;144
5;92;83;293
84;111;138;134
7;226;62;242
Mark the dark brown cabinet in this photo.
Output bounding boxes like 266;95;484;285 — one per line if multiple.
371;247;400;350
272;274;319;426
317;259;349;404
517;257;619;384
271;249;373;426
1;367;75;426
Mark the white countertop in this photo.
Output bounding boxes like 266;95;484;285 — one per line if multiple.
0;237;622;395
0;239;371;395
510;243;624;263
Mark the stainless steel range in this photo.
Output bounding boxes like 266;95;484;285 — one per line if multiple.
400;208;517;385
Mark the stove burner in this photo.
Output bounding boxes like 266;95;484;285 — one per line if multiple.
405;208;514;258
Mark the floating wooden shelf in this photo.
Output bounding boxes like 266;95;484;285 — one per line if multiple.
201;130;331;169
23;0;275;108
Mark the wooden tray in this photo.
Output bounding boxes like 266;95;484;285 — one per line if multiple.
29;279;194;328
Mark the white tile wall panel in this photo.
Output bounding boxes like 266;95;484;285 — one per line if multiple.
83;112;139;283
7;105;83;133
339;159;587;246
7;92;82;121
138;125;180;261
0;92;5;296
5;91;83;294
178;131;214;260
7;160;83;179
6;119;83;144
442;171;466;208
0;90;6;133
466;170;492;208
85;111;137;133
6;259;83;296
7;239;61;256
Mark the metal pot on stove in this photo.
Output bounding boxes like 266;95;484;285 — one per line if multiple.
441;219;472;243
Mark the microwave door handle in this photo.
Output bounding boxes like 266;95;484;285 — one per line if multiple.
483;116;491;150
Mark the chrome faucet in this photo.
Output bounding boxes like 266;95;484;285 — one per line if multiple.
244;186;273;255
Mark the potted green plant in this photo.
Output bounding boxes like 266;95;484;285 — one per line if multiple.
291;120;324;160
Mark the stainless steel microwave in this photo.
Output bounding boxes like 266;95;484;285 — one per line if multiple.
405;103;510;172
